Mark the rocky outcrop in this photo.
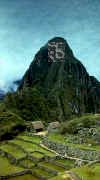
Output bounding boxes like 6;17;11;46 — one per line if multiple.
17;37;100;120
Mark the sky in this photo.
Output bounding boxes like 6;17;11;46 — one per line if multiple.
0;0;100;91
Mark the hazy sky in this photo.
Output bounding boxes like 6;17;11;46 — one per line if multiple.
0;0;100;91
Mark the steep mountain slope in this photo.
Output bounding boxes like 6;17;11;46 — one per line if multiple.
17;37;100;121
0;89;5;100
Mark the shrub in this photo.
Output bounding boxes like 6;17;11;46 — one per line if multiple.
60;114;100;135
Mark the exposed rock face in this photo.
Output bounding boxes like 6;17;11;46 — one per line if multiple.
18;37;100;120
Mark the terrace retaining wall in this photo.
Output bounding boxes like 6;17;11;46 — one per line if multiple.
0;149;17;164
0;149;28;167
42;138;100;161
37;164;58;176
0;170;31;179
7;142;27;154
32;171;48;180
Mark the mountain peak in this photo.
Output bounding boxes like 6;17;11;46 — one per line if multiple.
48;36;66;43
47;37;73;61
18;37;100;117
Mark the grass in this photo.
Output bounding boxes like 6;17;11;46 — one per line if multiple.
0;132;99;180
0;110;25;141
17;135;41;144
0;143;26;159
49;173;72;180
33;167;53;178
48;133;100;151
9;174;38;180
38;148;56;157
0;156;24;175
39;162;66;172
48;133;65;144
10;139;39;152
20;159;35;168
30;151;44;158
67;143;100;151
10;139;55;157
55;159;74;168
72;163;100;180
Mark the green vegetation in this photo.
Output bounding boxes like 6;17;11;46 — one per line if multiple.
0;109;25;141
9;174;38;180
30;151;44;158
55;159;74;168
48;114;100;153
10;139;39;152
37;147;56;157
0;136;56;178
0;143;26;159
48;132;100;151
4;88;49;122
0;133;99;179
0;156;24;175
49;174;72;180
39;161;65;172
20;159;35;168
0;38;100;180
49;163;100;180
33;167;53;178
0;113;99;179
60;114;100;134
48;133;66;144
72;163;100;180
17;135;41;144
10;138;55;157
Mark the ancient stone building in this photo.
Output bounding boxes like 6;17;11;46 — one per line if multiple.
26;121;44;132
48;121;60;133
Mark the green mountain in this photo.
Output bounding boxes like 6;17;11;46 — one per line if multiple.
15;37;100;120
0;37;100;178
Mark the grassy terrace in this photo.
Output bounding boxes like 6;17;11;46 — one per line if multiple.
9;174;38;180
0;144;26;159
72;163;100;180
0;156;24;176
39;161;66;172
55;159;75;169
10;139;39;152
17;135;41;144
10;139;56;157
48;133;100;151
20;159;35;168
30;151;44;159
37;148;55;157
49;163;100;180
33;167;53;178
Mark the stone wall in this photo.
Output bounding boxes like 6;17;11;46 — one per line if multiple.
0;170;31;179
0;149;17;164
42;138;100;161
31;171;48;180
37;164;58;176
